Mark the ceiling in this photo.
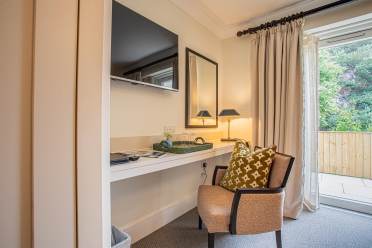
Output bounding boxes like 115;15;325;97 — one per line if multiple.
170;0;338;38
199;0;302;25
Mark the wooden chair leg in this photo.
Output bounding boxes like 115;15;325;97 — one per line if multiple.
198;215;202;230
275;230;282;248
208;233;215;248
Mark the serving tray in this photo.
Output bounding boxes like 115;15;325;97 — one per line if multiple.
153;141;213;154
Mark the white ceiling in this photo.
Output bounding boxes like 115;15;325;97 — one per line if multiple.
199;0;302;25
170;0;338;38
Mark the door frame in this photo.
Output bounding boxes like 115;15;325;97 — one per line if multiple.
320;195;372;215
76;0;112;247
308;14;372;215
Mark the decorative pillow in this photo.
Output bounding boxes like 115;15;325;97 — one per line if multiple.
220;146;277;191
231;139;251;159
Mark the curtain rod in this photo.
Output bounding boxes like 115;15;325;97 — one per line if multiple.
237;0;357;37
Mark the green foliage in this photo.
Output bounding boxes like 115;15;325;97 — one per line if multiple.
319;38;372;131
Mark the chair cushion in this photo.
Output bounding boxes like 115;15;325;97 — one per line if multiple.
213;167;227;185
219;146;276;191
269;153;292;188
197;185;234;233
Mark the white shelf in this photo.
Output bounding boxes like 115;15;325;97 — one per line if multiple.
110;142;234;182
111;75;179;92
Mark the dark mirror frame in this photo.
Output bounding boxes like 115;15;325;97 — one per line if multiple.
185;48;218;128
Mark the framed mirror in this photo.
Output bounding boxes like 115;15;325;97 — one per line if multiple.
185;48;218;128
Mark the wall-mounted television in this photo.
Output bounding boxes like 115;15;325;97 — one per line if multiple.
111;1;179;91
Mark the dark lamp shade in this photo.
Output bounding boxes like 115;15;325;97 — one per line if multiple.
218;109;240;117
197;110;212;118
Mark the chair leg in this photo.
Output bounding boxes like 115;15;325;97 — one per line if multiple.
208;233;215;248
275;230;282;248
198;215;202;230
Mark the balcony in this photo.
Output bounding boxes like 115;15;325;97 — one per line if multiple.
318;131;372;205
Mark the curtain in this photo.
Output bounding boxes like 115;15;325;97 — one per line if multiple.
251;19;305;219
303;35;320;211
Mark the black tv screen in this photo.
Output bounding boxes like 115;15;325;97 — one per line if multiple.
111;1;179;91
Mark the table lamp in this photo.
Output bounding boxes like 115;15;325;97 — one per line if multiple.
197;110;212;126
219;109;240;141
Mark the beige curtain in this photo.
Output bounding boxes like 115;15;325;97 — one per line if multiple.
251;19;304;219
303;34;320;211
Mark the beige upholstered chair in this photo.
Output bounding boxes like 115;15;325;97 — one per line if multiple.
197;150;295;248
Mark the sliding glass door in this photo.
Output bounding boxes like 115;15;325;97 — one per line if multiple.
317;31;372;214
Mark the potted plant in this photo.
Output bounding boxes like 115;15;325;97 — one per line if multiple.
163;131;173;148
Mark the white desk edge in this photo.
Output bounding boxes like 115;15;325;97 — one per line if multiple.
110;142;234;182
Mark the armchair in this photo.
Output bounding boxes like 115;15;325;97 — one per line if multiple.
197;151;294;248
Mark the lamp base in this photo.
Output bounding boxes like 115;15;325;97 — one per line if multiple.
220;138;238;142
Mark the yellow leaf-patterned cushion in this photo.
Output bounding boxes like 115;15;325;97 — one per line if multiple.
220;145;277;192
231;140;251;159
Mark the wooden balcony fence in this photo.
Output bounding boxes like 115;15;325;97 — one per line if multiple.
318;131;372;179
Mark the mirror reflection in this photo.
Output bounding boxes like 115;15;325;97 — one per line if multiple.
186;48;218;128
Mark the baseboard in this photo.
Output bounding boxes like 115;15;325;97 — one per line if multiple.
320;194;372;215
121;192;197;243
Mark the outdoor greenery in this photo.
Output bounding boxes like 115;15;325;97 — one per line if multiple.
319;38;372;131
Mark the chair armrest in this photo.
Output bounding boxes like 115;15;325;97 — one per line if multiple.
212;166;228;185
230;188;285;235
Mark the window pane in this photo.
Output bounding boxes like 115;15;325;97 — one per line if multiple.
319;38;372;131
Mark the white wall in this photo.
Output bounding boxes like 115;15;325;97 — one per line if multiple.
77;0;112;247
221;36;254;142
0;1;33;247
109;0;229;243
32;0;78;247
111;0;223;138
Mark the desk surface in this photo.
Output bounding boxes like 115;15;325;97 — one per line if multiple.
110;141;234;182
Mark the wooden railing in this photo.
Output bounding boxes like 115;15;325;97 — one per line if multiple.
318;131;372;179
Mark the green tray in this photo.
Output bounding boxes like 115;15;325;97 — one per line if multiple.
153;141;213;154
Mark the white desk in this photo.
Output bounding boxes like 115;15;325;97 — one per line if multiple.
110;142;234;182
